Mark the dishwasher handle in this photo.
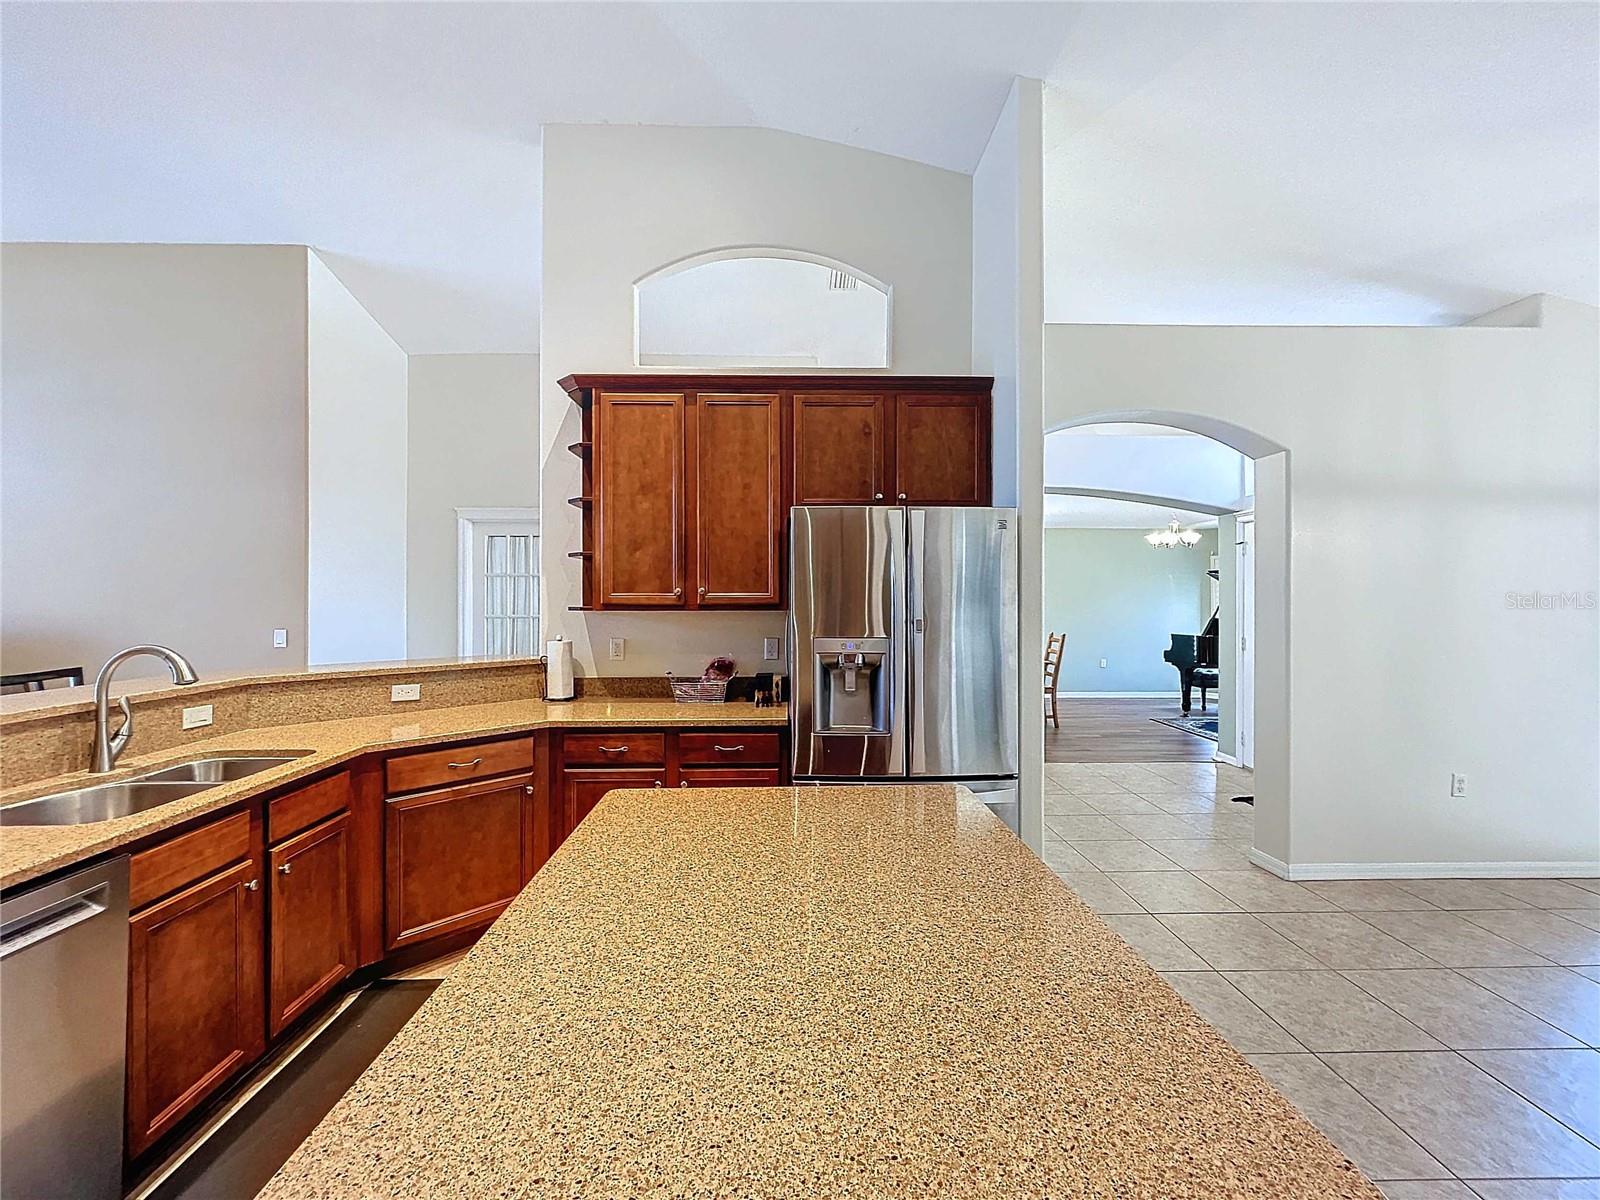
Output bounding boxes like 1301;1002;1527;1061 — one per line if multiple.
0;882;113;961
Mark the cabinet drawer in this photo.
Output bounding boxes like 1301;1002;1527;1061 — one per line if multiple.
268;771;351;844
677;732;780;766
130;809;253;911
385;736;535;795
679;767;781;788
561;733;665;766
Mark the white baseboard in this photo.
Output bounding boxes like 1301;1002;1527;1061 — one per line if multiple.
1249;850;1600;881
1061;691;1181;699
1213;751;1244;767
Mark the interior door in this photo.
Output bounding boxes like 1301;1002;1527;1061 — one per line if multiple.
791;394;889;504
1237;517;1256;769
906;507;1018;777
693;393;783;606
597;392;686;606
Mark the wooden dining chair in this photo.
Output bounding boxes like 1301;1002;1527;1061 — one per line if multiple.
1043;632;1065;729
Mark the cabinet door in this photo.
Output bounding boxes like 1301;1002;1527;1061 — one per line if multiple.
384;776;529;951
792;394;889;505
693;393;783;606
127;860;264;1157
678;767;782;788
268;812;354;1037
597;392;687;605
893;393;989;505
560;768;662;845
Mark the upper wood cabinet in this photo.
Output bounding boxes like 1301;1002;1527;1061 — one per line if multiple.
561;375;993;611
694;393;783;606
595;392;687;606
792;393;889;505
894;393;990;504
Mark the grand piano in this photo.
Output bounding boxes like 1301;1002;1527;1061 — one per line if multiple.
1164;607;1220;715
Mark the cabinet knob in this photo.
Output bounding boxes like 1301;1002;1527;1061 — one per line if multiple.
698;586;706;595
653;780;664;788
524;784;535;795
679;781;690;788
278;862;292;875
874;492;883;500
244;879;259;892
898;493;907;501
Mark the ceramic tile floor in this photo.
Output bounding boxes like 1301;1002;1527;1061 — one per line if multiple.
1041;761;1600;1200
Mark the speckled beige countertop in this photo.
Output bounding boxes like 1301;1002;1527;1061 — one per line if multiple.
0;698;784;891
258;784;1379;1200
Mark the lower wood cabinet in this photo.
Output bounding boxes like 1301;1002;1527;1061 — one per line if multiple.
385;774;531;951
126;858;264;1157
268;812;354;1037
679;768;782;788
562;768;663;841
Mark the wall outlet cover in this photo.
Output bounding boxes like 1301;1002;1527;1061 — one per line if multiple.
608;638;626;661
181;704;214;730
1099;658;1108;669
1450;772;1468;798
763;637;781;661
273;628;288;648
391;683;421;702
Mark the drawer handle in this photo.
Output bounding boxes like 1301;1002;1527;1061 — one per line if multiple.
598;745;628;754
712;744;745;753
278;862;292;875
447;758;483;770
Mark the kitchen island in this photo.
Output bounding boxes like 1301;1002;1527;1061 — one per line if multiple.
258;784;1378;1199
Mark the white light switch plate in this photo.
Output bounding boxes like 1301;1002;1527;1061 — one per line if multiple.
763;637;781;661
272;628;288;648
181;704;214;730
1099;658;1108;668
608;638;626;660
391;683;421;702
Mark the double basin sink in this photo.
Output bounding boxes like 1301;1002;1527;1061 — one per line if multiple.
0;756;305;826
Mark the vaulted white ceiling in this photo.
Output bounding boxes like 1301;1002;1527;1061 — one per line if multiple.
3;2;1594;352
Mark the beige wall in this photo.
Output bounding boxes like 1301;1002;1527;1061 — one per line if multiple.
539;124;974;678
306;251;408;665
1;243;309;680
406;353;540;659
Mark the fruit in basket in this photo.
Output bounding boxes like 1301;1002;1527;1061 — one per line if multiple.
702;656;736;681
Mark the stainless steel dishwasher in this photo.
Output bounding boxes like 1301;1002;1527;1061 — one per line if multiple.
1;857;129;1200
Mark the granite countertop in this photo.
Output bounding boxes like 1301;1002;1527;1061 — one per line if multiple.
258;784;1379;1200
0;698;785;891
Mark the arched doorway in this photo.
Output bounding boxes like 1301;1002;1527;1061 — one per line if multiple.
1037;411;1291;877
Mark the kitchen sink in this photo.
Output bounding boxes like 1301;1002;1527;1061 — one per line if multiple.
0;755;305;826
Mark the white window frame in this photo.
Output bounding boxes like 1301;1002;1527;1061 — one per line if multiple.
456;507;541;658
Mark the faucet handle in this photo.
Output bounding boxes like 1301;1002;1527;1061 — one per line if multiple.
108;695;134;759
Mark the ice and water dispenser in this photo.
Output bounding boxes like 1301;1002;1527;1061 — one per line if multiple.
809;637;892;734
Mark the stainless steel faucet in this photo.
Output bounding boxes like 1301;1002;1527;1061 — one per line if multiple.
89;645;199;773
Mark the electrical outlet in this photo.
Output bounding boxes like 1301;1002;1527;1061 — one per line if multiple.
763;637;781;661
608;637;626;661
272;628;288;648
1099;658;1108;669
181;703;214;730
390;683;421;702
1450;772;1468;799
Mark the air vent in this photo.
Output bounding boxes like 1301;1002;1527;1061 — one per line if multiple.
828;269;859;291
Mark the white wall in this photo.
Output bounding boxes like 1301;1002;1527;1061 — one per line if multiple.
406;353;540;659
306;251;408;665
1045;296;1600;875
973;79;1046;849
0;243;309;677
1045;429;1250;509
539;124;973;677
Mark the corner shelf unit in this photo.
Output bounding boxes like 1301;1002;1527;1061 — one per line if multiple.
565;396;595;609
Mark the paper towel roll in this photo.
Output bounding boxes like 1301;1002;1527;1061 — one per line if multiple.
545;637;575;701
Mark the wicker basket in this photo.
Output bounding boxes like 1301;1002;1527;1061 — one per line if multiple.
667;674;730;704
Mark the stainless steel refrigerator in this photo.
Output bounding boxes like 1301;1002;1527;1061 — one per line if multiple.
789;505;1019;827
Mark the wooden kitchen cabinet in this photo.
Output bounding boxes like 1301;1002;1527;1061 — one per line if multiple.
791;393;889;505
893;393;990;504
561;768;663;843
678;768;782;788
562;375;992;611
127;858;264;1157
384;774;531;950
268;812;354;1037
694;393;784;606
596;391;687;606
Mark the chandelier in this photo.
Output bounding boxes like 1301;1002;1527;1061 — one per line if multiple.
1145;516;1203;549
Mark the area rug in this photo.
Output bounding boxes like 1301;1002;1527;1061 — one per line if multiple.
1151;714;1218;742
